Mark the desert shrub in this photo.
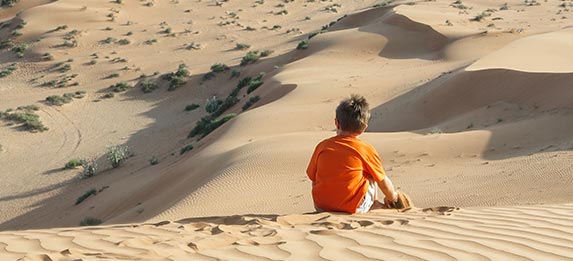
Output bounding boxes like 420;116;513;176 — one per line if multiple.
141;81;158;93
1;0;19;7
246;74;265;94
0;40;14;49
46;95;72;106
0;63;17;78
470;12;491;21
110;82;131;92
180;145;193;155
184;103;200;111
149;156;159;165
188;113;236;138
210;63;229;73
107;73;120;79
65;159;83;169
203;72;216;80
260;50;274;57
296;39;309;50
235;43;251;50
107;144;131;168
205;96;223;114
17;105;39;111
11;43;27;57
240;51;260;66
4;109;48;132
80;159;98;179
118;38;131;45
164;64;188;91
75;189;97;205
242;96;260;111
230;70;240;78
101;37;115;44
79;217;102;226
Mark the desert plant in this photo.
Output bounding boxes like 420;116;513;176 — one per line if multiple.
210;63;229;73
296;39;309;50
1;0;19;7
242;96;260;111
185;103;200;111
205;96;223;114
180;145;194;155
240;51;260;66
80;159;98;179
65;159;83;169
107;144;131;168
149;156;159;165
235;43;251;50
260;50;274;57
188;113;236;139
141;81;158;93
79;217;102;226
110;82;131;92
75;189;97;205
46;95;72;106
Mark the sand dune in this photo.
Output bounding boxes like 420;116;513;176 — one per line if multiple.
2;204;573;260
1;0;573;258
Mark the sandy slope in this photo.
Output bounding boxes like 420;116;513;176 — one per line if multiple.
1;0;573;259
2;204;573;260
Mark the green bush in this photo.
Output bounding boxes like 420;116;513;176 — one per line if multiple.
79;217;102;226
4;109;48;132
240;51;260;66
205;96;223;114
296;39;309;50
242;96;260;111
149;156;159;165
1;0;19;7
65;159;83;169
0;40;14;49
141;81;158;93
210;63;229;73
184;103;200;111
260;50;274;57
75;189;97;205
247;74;264;94
80;159;98;179
180;145;194;155
46;95;72;106
235;43;251;50
107;144;131;168
188;114;236;139
110;82;131;92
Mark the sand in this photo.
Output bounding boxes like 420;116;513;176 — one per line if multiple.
1;0;573;259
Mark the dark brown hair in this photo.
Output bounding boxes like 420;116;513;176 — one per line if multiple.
335;94;370;133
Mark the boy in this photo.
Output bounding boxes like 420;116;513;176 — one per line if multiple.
307;94;400;214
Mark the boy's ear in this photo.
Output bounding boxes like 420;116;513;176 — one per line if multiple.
334;119;340;129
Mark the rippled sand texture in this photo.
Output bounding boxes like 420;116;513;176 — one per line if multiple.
2;204;573;260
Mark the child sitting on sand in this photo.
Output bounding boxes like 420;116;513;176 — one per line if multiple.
307;94;403;214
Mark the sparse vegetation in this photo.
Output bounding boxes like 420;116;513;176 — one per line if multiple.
65;159;83;169
240;51;261;66
79;217;102;226
79;159;98;179
242;96;260;111
1;0;19;7
185;103;200;111
296;39;309;50
0;63;17;78
45;95;72;106
141;81;158;93
2;107;48;132
180;145;194;155
149;156;159;165
110;82;131;92
107;144;131;168
163;64;189;91
75;189;97;205
188;113;236;139
235;43;251;50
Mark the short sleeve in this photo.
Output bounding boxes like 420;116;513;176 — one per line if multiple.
363;144;386;182
306;144;321;181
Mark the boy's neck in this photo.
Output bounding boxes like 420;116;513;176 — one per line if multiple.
337;129;362;138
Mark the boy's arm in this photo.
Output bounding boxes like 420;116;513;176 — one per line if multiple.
377;176;398;205
306;146;320;182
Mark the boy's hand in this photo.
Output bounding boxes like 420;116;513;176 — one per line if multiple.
384;192;399;208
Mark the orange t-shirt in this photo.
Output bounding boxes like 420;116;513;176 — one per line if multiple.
307;135;386;214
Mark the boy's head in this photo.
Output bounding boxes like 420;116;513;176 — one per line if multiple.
335;94;370;134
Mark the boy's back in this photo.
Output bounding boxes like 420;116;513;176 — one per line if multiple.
307;135;385;214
